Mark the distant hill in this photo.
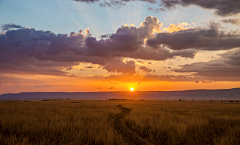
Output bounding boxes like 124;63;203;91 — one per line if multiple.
0;88;240;101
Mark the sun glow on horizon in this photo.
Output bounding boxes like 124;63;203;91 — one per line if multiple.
130;87;134;91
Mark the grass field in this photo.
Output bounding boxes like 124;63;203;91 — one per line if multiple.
0;100;239;145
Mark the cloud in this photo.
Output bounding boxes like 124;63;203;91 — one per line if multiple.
74;0;157;7
99;0;126;7
148;7;166;13
74;0;99;3
161;0;240;16
66;66;72;71
88;74;200;82
84;66;94;68
174;48;240;81
202;80;211;83
0;26;91;75
147;22;240;50
1;24;24;31
139;66;152;73
103;58;136;74
144;75;198;82
100;34;112;38
33;85;53;87
83;16;196;60
1;16;239;78
0;75;43;84
108;86;114;89
222;18;240;25
0;17;199;76
73;0;240;17
162;22;194;33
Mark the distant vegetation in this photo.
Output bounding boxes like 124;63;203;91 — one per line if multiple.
0;101;240;144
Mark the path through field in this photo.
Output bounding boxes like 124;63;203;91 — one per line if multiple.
112;105;153;145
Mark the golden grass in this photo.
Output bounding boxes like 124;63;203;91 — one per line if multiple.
124;101;240;145
0;100;239;145
0;101;125;145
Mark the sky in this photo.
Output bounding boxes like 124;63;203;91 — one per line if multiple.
0;0;240;94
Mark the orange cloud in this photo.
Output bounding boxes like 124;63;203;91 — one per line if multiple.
162;22;195;33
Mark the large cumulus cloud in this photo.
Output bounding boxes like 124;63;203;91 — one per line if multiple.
0;16;196;76
174;48;240;81
147;22;240;50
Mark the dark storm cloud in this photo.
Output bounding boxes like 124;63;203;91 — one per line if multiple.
1;24;24;31
222;18;240;26
161;0;240;16
147;22;240;50
174;48;240;81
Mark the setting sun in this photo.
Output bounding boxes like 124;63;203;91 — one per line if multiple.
130;87;134;91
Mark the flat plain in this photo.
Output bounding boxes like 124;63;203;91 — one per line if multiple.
0;100;240;145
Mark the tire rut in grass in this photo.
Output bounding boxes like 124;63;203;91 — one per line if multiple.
112;105;153;145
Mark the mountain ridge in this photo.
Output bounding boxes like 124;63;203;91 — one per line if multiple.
1;88;240;101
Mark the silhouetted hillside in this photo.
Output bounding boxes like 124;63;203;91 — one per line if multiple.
0;88;240;101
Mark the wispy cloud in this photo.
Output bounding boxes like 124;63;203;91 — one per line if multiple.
222;18;240;25
73;0;240;16
1;24;24;31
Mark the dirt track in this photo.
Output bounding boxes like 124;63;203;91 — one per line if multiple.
112;105;153;145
